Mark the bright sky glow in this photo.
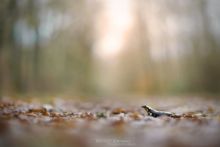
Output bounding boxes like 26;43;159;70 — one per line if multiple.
93;0;134;60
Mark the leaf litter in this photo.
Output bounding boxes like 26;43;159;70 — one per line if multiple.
0;97;220;147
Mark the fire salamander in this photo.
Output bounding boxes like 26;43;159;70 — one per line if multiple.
141;105;180;118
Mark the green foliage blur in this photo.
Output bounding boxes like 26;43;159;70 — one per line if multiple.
0;0;220;97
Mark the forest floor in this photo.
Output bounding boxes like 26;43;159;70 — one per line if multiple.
0;96;220;147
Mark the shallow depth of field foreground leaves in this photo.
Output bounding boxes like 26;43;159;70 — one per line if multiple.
0;97;220;147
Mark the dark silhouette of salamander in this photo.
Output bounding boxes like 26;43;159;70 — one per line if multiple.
141;105;180;118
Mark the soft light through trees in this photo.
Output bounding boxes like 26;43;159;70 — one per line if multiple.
0;0;220;96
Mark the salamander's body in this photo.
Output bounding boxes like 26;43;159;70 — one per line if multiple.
141;105;176;117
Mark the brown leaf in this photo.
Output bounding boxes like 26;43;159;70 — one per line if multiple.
129;111;142;120
111;108;126;115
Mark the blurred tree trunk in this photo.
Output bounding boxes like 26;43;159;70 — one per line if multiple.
198;0;220;92
27;0;41;92
8;0;23;93
134;0;154;93
33;24;41;91
0;2;4;95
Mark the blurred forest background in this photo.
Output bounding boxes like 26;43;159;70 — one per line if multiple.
0;0;220;97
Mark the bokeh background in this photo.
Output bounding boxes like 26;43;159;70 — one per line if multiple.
0;0;220;97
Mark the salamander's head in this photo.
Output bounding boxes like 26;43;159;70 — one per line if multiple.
141;105;147;108
141;105;151;112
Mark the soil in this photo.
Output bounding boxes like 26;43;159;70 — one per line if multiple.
0;97;220;147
